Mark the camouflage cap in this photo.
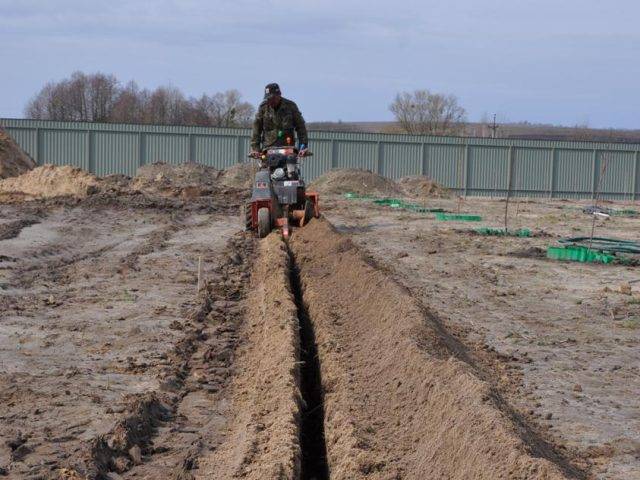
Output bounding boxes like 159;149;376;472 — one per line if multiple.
264;83;281;99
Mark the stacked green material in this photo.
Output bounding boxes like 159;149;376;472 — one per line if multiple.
611;209;639;217
435;212;482;222
559;237;640;255
371;198;445;213
475;227;532;237
343;192;374;200
373;198;403;208
547;246;615;264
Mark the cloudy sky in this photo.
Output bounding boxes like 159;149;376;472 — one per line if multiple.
1;0;639;128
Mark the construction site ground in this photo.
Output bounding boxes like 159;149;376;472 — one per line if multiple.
1;180;638;479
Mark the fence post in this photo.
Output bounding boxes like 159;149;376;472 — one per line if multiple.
237;135;244;163
506;146;514;198
591;149;598;199
634;151;639;202
548;147;556;198
331;139;337;169
188;134;194;163
86;130;94;173
35;127;41;165
138;132;146;167
463;143;469;197
421;143;427;176
377;141;384;175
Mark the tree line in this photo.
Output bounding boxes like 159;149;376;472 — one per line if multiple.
24;71;468;135
25;72;255;128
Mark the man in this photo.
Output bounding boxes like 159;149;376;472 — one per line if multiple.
250;83;309;157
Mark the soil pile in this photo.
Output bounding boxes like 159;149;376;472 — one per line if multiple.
289;218;580;479
398;175;451;198
0;164;98;199
198;233;301;479
219;162;254;190
0;129;36;179
130;162;222;198
309;168;402;196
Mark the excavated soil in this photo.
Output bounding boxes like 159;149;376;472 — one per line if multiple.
130;162;222;199
0;129;35;180
290;218;582;479
218;162;255;190
325;196;640;479
398;175;451;198
197;234;301;479
0;165;99;200
309;169;402;197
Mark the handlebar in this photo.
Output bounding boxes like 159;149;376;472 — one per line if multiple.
248;150;313;159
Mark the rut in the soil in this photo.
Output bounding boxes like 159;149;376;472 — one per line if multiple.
288;248;330;480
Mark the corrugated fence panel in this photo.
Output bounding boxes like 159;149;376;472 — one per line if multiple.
513;148;552;194
193;135;239;168
93;132;139;176
555;149;593;196
5;128;38;161
41;129;88;169
335;141;377;171
598;151;636;200
428;144;464;189
467;146;509;194
301;139;332;182
2;119;639;200
382;142;422;179
145;134;189;165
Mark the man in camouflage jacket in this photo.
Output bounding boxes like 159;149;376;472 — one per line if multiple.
250;83;309;156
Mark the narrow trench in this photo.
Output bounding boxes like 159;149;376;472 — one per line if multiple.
288;248;330;480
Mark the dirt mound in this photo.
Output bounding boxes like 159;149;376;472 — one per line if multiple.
198;234;301;479
130;162;221;197
309;168;402;196
219;162;254;190
0;129;36;179
289;218;579;479
0;164;99;200
398;175;451;198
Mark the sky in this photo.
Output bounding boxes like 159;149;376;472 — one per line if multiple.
0;0;639;128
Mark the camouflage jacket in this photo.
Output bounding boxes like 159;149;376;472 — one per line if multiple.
251;97;308;151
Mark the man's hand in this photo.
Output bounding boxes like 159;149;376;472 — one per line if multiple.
298;144;310;157
249;150;262;159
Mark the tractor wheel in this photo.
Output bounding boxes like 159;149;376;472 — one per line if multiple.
302;199;314;226
257;207;271;238
243;203;252;231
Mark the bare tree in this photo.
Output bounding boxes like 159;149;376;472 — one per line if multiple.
24;71;255;127
390;89;467;136
192;90;254;127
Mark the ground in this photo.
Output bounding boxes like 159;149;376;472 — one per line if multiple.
0;172;638;479
324;195;640;479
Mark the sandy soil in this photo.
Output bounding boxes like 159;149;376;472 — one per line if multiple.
323;195;640;479
291;219;577;479
197;234;301;479
0;198;248;478
309;169;402;197
2;161;638;480
0;165;98;200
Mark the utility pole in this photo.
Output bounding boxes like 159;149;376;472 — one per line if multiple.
487;114;499;138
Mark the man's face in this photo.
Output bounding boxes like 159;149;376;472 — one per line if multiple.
267;94;281;108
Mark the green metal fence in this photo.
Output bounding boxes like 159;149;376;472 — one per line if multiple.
2;118;639;200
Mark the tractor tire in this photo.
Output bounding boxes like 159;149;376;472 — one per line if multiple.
243;203;252;231
257;207;271;238
303;199;314;226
